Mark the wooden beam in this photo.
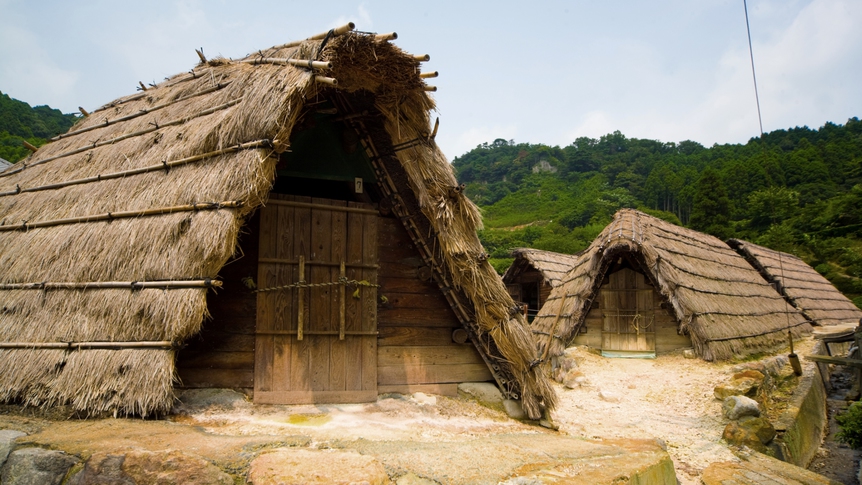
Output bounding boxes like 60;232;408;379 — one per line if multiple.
804;354;862;369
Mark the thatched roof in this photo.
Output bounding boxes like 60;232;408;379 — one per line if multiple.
728;239;862;327
503;248;579;288
0;158;10;170
532;209;811;361
0;25;555;417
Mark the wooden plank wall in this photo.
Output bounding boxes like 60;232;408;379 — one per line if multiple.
175;212;259;390
177;209;493;397
376;216;491;395
572;269;691;354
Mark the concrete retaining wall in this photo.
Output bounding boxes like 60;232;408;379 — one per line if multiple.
772;342;828;467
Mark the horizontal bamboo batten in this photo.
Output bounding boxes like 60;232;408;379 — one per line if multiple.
273;22;356;50
0;140;271;198
0;279;220;290
240;58;332;70
0;341;174;349
51;82;233;141
0;200;243;232
0;98;244;179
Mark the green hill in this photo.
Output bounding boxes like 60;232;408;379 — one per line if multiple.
453;121;862;309
0;92;78;163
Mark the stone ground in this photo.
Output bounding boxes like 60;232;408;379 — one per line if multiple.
0;336;842;484
808;365;862;484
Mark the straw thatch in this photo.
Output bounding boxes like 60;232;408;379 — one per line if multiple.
729;239;862;327
0;26;555;417
532;209;811;361
503;248;580;289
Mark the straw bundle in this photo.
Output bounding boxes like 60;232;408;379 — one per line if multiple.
729;239;862;327
0;28;555;417
533;209;811;361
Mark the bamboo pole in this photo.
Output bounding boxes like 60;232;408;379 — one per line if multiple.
78;107;89;117
52;82;233;141
423;85;437;92
413;54;431;62
0;341;174;349
240;58;332;69
315;76;338;86
195;48;207;63
273;22;356;50
375;32;397;41
1;99;244;178
0;200;243;232
419;71;438;78
339;261;346;340
0;279;221;290
22;141;38;152
297;255;305;341
138;81;148;92
0;140;270;198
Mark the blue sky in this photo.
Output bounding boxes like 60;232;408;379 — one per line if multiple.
1;0;860;159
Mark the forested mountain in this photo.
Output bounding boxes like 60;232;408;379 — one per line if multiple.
0;92;78;162
452;120;862;308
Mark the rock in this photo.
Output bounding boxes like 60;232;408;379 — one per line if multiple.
248;448;391;485
503;399;527;419
733;369;765;382
411;392;436;406
69;450;232;485
0;430;26;467
599;389;621;403
714;377;760;400
761;355;789;378
562;369;584;389
172;388;252;414
457;382;503;407
682;349;696;359
1;447;79;485
723;395;761;420
550;352;578;383
722;417;776;453
396;472;439;484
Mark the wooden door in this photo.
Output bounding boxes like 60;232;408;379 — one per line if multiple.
601;268;656;352
254;195;378;404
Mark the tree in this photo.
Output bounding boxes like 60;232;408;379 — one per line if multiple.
689;168;731;239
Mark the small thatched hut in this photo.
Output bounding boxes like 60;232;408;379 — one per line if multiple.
502;248;578;320
0;24;555;418
728;239;862;327
532;209;811;361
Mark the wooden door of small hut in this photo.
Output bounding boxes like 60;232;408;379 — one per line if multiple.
254;195;378;404
600;267;656;354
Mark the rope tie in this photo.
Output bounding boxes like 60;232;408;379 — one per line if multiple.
253;277;379;293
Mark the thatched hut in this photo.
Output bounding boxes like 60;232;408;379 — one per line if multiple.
502;248;578;320
0;157;11;170
532;209;811;361
0;24;555;418
728;239;862;327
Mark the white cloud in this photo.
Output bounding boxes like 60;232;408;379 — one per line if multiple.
0;24;80;110
565;111;617;142
333;4;373;31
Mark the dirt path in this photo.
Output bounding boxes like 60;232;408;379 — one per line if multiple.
550;347;739;484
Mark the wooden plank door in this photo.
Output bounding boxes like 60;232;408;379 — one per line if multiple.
601;268;656;352
254;195;378;404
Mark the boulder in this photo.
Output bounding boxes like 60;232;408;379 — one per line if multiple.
723;395;761;420
0;430;26;467
248;448;391;485
722;417;776;453
457;382;503;407
503;399;527;420
1;447;78;485
69;450;232;485
551;352;578;383
682;349;696;359
714;377;760;400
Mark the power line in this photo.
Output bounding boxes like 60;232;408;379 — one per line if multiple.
744;0;765;138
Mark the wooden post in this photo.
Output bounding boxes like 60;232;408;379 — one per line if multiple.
298;255;305;341
339;261;346;340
